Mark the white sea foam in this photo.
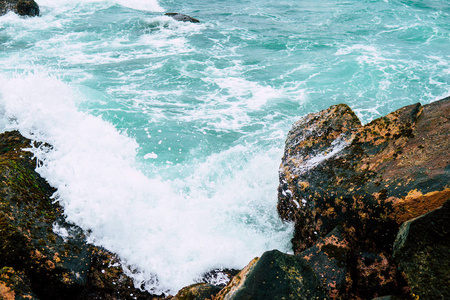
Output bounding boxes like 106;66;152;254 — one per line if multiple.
38;0;164;12
115;0;164;12
2;0;449;295
0;72;293;294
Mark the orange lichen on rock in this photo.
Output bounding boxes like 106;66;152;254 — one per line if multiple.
0;282;15;300
392;188;450;223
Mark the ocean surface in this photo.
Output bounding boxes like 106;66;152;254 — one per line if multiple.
0;0;448;294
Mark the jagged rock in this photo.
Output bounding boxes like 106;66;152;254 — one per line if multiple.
298;226;349;299
277;97;450;298
164;13;199;23
0;0;39;17
393;200;450;300
278;97;450;253
172;283;222;300
0;130;163;299
214;250;328;300
278;103;362;251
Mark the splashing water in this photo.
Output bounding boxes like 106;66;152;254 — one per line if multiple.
0;0;448;294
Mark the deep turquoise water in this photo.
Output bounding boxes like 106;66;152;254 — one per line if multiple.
0;0;449;294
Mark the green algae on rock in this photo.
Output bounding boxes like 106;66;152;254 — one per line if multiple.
0;130;164;299
0;130;90;299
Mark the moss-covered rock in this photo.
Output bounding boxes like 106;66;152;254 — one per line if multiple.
0;130;90;299
214;250;328;300
0;130;163;299
393;200;450;300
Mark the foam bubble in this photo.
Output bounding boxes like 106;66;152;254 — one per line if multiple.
144;152;158;159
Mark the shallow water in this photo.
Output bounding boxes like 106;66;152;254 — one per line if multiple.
0;0;449;294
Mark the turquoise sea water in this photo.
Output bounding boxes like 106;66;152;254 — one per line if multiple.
0;0;449;294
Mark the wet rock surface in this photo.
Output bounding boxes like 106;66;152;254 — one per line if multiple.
276;96;449;299
0;267;38;300
0;0;39;17
0;130;162;300
278;97;450;253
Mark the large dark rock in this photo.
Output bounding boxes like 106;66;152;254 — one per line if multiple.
0;0;39;17
277;96;450;298
0;130;162;299
214;250;328;300
393;200;450;300
278;97;450;253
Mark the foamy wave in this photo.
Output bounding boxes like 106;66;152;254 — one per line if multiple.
38;0;164;12
116;0;164;12
0;72;293;294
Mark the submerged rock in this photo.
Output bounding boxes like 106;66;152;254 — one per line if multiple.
164;13;200;23
393;200;450;300
0;130;162;299
214;250;328;300
0;0;39;17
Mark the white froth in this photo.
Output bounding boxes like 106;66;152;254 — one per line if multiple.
116;0;164;12
38;0;164;12
0;73;293;294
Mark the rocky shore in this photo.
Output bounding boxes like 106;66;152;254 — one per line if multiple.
174;97;449;300
0;97;448;299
